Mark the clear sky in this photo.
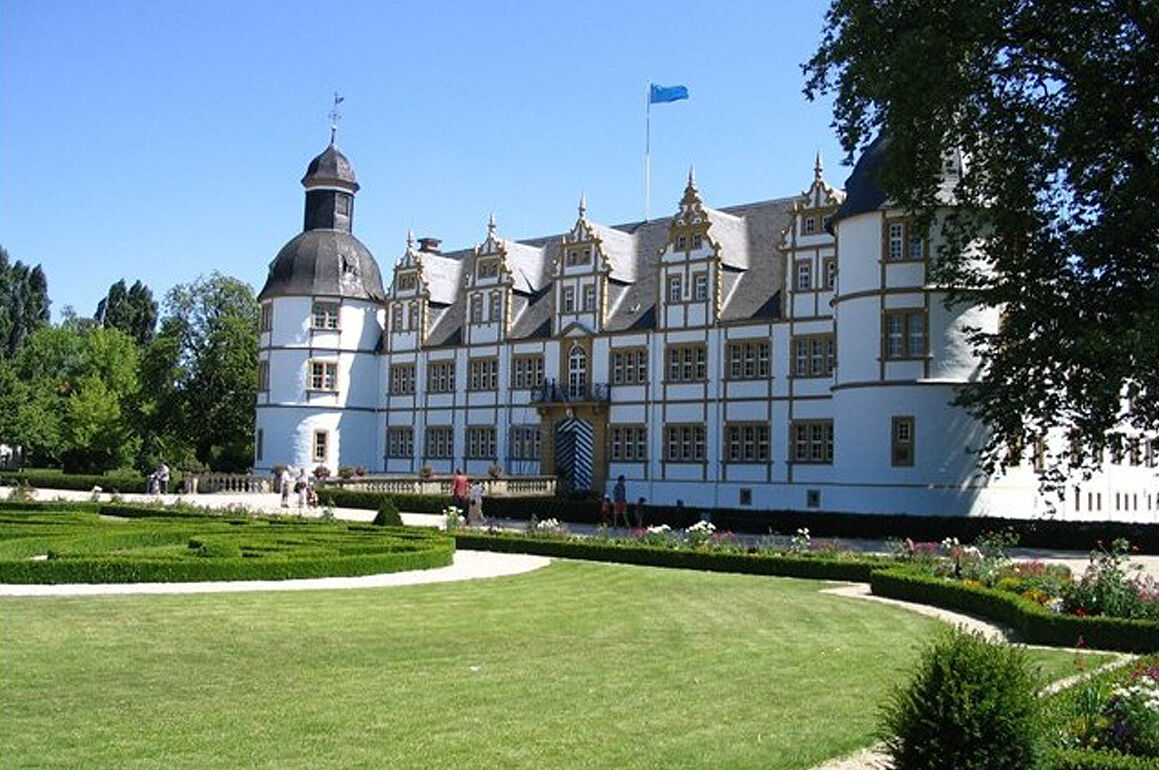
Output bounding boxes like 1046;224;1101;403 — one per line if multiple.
1;0;850;321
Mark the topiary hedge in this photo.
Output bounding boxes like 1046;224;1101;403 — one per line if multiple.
0;509;454;584
0;468;185;494
870;567;1159;653
453;531;886;582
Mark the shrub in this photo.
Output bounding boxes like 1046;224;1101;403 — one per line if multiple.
373;500;402;527
313;466;331;480
1050;750;1159;769
338;465;354;480
1064;540;1159;621
881;627;1045;770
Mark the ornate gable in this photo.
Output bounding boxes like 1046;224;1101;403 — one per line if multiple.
663;169;719;257
556;195;608;276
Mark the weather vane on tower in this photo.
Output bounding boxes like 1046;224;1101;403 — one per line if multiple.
328;91;344;144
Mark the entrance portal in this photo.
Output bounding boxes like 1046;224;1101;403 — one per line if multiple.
553;418;593;494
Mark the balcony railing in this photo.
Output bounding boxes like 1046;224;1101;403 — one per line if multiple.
531;378;610;404
321;475;556;497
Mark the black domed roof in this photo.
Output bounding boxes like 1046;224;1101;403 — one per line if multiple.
302;143;359;191
259;229;385;302
830;135;890;228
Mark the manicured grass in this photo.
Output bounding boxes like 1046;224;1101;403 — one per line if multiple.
2;562;1091;769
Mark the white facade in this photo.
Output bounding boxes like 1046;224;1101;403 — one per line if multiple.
257;148;1158;521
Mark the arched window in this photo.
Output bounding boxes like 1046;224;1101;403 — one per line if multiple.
568;346;587;399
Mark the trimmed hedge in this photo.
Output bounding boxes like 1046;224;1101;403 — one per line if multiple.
1050;749;1159;769
870;568;1159;653
0;468;186;494
0;500;100;514
453;531;886;582
315;487;1159;553
0;508;454;584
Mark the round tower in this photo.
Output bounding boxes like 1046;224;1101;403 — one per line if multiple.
255;140;386;475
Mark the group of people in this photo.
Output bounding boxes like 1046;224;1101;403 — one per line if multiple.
145;462;170;495
278;466;317;509
450;469;486;525
601;475;646;529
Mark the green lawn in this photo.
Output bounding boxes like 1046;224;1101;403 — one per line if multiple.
1;561;1093;770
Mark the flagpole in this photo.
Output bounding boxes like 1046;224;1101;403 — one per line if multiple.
644;80;651;222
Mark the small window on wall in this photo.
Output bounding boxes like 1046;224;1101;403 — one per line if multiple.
312;302;340;330
803;216;817;235
667;275;683;303
390;305;403;331
883;310;927;360
313;430;328;463
582;284;597;312
470;294;483;323
795;261;812;291
562;286;576;312
822;258;837;290
309;361;338;391
408;302;420;330
256;429;264;461
676;235;687;251
336;195;350;216
258;360;270;392
693;272;708;301
892;416;915;467
489;290;502;321
260;303;273;332
397;272;417;291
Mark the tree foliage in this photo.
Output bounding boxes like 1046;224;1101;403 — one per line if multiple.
95;279;158;346
804;1;1159;485
0;245;51;359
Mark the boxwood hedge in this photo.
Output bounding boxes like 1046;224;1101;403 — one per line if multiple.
869;567;1159;653
453;531;886;582
0;508;454;584
0;468;183;494
1049;750;1159;770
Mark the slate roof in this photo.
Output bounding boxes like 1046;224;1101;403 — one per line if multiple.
302;143;359;191
259;229;386;302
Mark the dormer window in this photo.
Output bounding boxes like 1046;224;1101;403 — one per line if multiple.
562;286;576;313
565;248;592;267
582;284;597;312
397;272;416;291
311;302;340;330
470;294;483;323
677;235;687;251
692;233;703;250
477;259;500;279
803;216;817;235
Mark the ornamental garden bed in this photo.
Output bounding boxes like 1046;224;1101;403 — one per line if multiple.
0;505;453;583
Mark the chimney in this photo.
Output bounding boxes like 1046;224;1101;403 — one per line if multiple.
418;237;441;254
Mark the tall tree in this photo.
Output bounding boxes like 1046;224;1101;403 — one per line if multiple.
160;273;259;472
804;0;1159;486
95;279;158;346
0;245;51;358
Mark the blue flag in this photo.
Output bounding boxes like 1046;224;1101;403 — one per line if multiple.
650;84;689;104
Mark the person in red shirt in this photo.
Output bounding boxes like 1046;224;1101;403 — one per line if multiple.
451;469;469;515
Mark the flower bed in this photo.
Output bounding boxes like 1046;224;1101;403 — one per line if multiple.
1048;655;1159;767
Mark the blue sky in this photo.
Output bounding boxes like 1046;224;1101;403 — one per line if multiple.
1;0;850;321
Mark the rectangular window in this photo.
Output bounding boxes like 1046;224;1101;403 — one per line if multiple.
724;423;770;463
313;430;329;463
791;420;833;464
476;259;499;279
582;284;597;312
408;302;420;330
256;429;263;461
390;304;403;331
509;426;542;460
667;274;683;303
791;335;835;377
258;360;270;392
693;272;708;301
883;310;927;359
677;235;687;251
427;360;455;393
565;247;592;267
795;260;812;291
387;427;414;458
466;426;496;459
425;426;454;459
726;340;770;380
489;290;501;321
470;294;483;323
610;425;648;461
664;424;706;462
666;344;707;382
389;363;415;395
884;219;926;262
802;216;817;235
822;258;837;290
396;272;417;291
511;355;544;389
468;358;498;391
562;286;576;313
610;348;648;385
692;233;703;249
311;302;340;330
260;303;273;332
892;416;915;467
309;361;338;391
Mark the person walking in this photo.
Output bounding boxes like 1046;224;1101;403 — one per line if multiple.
295;468;309;510
279;467;292;508
467;480;485;526
451;469;469;515
156;462;170;495
612;475;630;529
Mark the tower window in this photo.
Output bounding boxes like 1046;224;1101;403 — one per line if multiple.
309;361;338;391
312;302;340;330
260;303;273;332
313;430;329;463
892;416;915;466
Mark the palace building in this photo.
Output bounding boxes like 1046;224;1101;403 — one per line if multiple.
255;137;1157;521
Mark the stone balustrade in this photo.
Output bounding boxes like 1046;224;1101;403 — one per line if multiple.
321;475;556;497
187;473;273;494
